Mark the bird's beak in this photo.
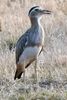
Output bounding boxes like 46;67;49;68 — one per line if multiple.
42;10;51;14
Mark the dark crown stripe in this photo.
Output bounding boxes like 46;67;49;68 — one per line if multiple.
29;6;39;14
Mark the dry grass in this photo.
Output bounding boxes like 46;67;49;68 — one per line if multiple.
0;0;67;100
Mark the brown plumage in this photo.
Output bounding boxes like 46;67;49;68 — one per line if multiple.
14;6;51;81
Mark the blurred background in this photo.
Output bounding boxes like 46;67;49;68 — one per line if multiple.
0;0;67;100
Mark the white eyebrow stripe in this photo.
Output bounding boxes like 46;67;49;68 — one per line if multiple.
29;7;39;14
29;7;44;14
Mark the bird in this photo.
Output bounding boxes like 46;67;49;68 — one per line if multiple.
14;6;51;82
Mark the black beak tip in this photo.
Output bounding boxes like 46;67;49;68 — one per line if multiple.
43;10;52;14
46;10;51;14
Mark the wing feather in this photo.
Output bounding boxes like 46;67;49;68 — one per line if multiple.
16;33;28;63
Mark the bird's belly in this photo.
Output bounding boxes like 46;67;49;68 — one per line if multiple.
18;46;42;66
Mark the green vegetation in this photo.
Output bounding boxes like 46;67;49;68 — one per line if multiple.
18;96;25;100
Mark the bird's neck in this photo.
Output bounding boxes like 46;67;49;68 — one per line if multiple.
30;17;42;28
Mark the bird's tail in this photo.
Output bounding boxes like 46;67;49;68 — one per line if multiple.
14;64;23;80
14;70;22;80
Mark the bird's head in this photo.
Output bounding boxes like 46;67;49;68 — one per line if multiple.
28;6;51;19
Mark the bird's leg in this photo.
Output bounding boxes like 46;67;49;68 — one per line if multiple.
23;71;25;82
22;70;26;93
33;59;39;91
21;62;26;92
22;62;25;82
34;59;38;83
22;61;26;85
